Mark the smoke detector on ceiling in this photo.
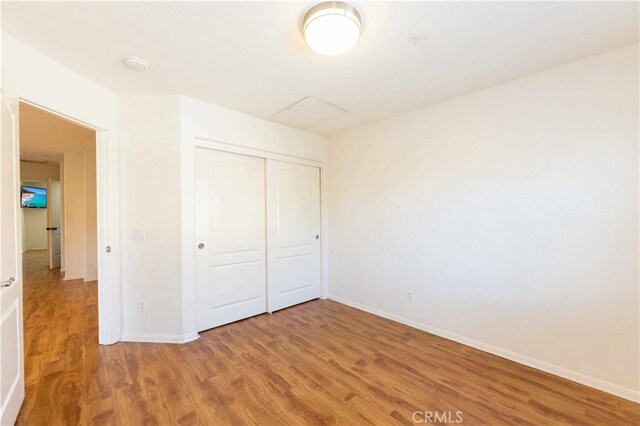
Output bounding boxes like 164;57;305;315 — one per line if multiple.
122;57;148;71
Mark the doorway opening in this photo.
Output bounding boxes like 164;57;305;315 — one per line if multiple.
18;101;99;372
19;102;98;281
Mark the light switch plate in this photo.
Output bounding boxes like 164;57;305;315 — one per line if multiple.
132;229;146;241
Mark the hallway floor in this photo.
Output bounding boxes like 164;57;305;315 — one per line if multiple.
17;250;639;425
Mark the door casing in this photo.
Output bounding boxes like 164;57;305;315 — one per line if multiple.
16;99;120;345
47;178;62;269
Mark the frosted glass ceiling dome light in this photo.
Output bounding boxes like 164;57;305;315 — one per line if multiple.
303;2;362;56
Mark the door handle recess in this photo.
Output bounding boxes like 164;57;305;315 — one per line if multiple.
1;277;15;288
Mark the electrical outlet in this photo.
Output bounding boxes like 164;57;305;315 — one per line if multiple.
138;300;147;313
406;291;413;302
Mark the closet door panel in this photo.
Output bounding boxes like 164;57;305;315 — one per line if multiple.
267;160;321;312
195;148;267;331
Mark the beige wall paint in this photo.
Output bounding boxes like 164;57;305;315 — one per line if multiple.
19;103;95;155
63;152;86;280
20;161;60;181
22;208;47;250
85;152;98;281
61;151;97;281
60;160;65;269
328;44;639;400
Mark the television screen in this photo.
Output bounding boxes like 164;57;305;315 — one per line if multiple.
21;185;47;208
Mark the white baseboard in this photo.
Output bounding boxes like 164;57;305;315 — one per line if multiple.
62;274;85;281
63;275;97;282
329;294;640;403
120;332;199;344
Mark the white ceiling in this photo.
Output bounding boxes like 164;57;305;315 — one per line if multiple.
3;1;638;136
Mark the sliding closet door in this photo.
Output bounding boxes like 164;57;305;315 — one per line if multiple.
195;148;267;331
266;160;321;312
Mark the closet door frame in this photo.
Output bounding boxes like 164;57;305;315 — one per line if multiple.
182;136;327;340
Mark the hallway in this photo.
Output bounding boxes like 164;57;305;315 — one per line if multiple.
18;250;99;424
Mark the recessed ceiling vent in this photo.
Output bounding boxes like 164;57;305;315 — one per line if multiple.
269;97;347;130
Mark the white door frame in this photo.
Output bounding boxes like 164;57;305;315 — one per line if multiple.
17;99;120;345
181;136;328;340
46;178;62;270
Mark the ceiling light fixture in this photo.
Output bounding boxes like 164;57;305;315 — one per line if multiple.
122;56;148;71
303;1;362;56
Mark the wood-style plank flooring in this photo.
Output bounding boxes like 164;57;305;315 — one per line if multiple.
17;250;639;425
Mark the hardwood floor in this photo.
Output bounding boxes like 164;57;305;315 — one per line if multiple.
17;250;639;425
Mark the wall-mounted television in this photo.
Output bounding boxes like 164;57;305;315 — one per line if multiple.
21;185;47;208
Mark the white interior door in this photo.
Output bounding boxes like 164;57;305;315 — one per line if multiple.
47;179;62;269
195;148;267;331
0;93;25;425
266;160;321;312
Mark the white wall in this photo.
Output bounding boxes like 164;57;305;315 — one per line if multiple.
328;44;639;401
6;30;636;403
118;95;183;341
2;33;329;344
117;95;329;342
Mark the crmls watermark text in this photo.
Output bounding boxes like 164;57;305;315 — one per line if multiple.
412;410;464;424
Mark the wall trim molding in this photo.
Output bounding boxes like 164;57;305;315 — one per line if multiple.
193;137;324;168
329;294;640;403
62;274;85;281
120;332;199;344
